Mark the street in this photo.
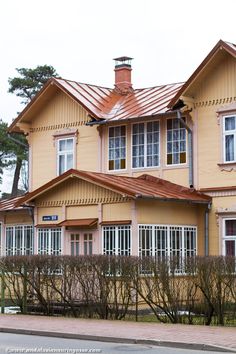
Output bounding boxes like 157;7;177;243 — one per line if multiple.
0;333;227;354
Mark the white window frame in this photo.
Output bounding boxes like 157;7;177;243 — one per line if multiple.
84;233;93;255
5;225;34;256
57;137;75;175
38;228;62;255
131;120;160;169
102;225;131;256
222;218;236;256
139;224;197;272
108;125;127;171
223;115;236;163
70;233;80;256
166;118;187;166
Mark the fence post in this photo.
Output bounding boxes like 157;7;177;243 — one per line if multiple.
1;270;5;314
22;266;27;314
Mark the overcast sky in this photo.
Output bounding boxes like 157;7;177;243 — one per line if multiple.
1;0;236;125
0;0;235;193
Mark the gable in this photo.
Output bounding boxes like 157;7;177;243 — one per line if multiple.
25;89;90;133
186;53;236;104
33;177;130;207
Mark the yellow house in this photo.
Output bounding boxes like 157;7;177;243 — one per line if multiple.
0;40;235;260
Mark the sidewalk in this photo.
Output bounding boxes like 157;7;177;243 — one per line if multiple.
0;314;235;352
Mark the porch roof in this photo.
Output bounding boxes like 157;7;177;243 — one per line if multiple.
58;218;98;228
16;169;211;206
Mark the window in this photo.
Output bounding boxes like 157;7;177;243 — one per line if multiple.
57;138;74;175
38;228;61;255
139;225;197;272
5;225;34;256
84;233;93;255
223;219;236;256
132;121;160;168
103;225;131;255
167;118;186;165
70;233;80;256
223;116;236;162
108;126;126;170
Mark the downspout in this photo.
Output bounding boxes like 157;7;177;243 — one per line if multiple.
204;203;211;256
176;110;193;188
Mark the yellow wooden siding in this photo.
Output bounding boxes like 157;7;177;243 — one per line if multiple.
35;178;127;207
192;57;236;189
136;200;199;225
5;211;32;224
27;90;99;190
31;90;89;130
102;202;132;221
76;125;99;171
194;55;236;103
37;207;62;224
66;205;98;219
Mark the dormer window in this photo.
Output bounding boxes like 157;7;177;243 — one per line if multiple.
57;137;75;175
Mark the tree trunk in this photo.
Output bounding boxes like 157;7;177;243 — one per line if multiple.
11;157;22;197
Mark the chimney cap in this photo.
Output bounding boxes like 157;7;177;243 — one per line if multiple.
113;56;133;68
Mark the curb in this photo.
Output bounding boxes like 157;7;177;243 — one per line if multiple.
0;327;235;353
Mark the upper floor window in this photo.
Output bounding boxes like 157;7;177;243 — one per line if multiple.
223;116;236;162
167;118;186;165
108;126;126;171
223;219;236;256
132;121;160;168
57;137;74;175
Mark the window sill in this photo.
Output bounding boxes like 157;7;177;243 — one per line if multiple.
218;162;236;171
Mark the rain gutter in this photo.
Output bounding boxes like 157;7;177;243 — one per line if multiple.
85;119;107;126
135;194;210;205
7;134;29;148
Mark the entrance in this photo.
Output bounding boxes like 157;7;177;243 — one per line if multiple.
70;231;93;256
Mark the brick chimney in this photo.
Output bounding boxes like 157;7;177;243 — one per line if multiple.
114;56;133;94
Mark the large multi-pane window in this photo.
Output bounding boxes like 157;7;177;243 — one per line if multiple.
5;225;34;256
223;219;236;256
132;121;160;168
57;138;74;175
38;228;61;255
167;118;187;165
139;224;197;271
223;116;236;162
103;225;131;255
108;126;126;170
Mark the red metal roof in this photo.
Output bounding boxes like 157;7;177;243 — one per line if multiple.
0;195;26;211
58;218;98;228
17;169;211;205
55;78;183;121
8;78;183;132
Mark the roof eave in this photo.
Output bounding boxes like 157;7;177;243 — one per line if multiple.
167;39;236;109
135;194;211;204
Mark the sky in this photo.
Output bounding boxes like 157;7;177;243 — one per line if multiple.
0;0;236;192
